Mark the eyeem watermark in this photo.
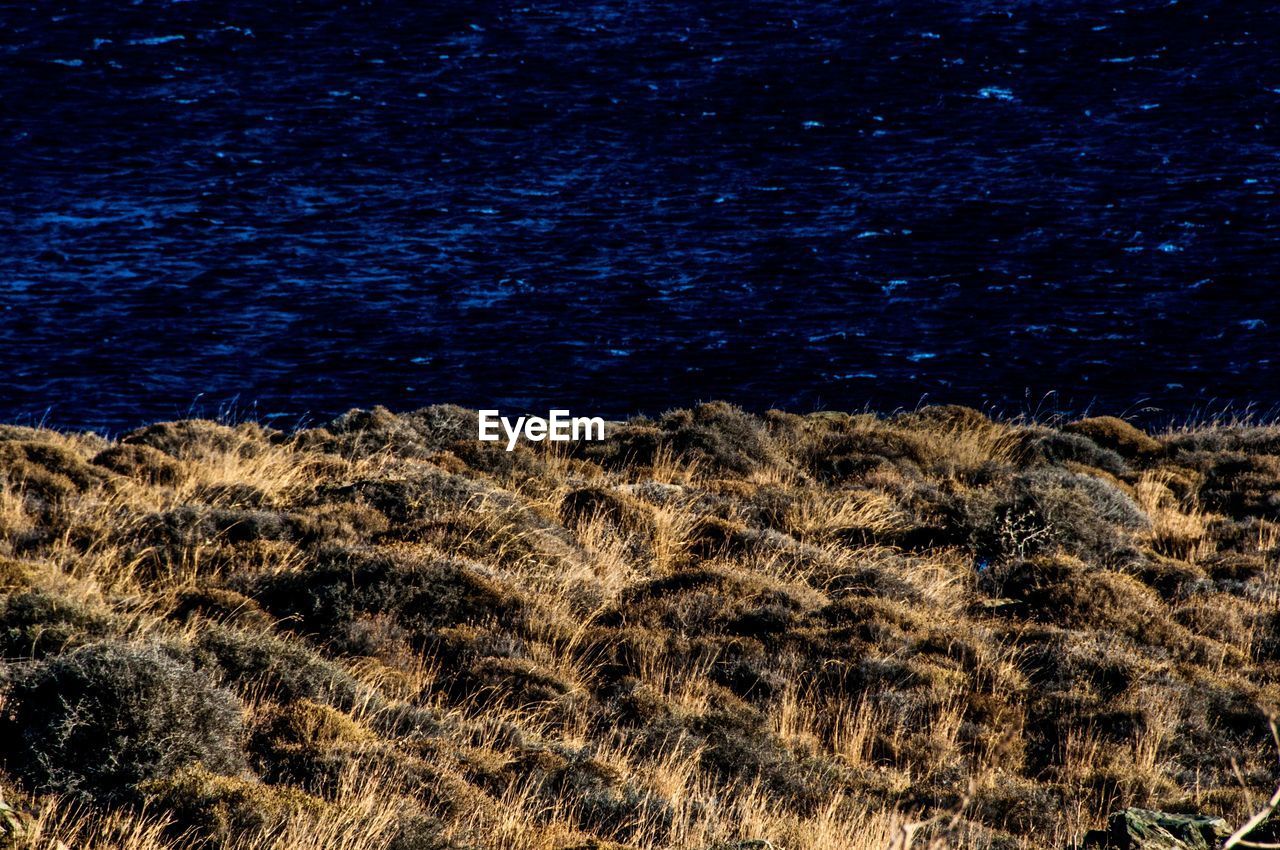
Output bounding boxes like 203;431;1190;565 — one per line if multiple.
478;409;606;451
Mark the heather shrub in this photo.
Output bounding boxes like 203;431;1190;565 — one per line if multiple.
658;402;779;475
600;567;818;638
1019;428;1128;476
686;516;752;558
463;654;577;708
309;404;479;460
144;505;294;547
399;502;585;576
802;425;924;480
691;700;842;812
190;623;361;707
143;763;324;847
0;425;54;443
1200;453;1280;519
0;641;244;802
0;441;103;502
1202;551;1268;583
575;421;663;469
984;556;1173;641
130;505;297;580
1128;552;1208;598
122;420;271;459
0;587;114;659
1165;425;1280;455
290;502;390;545
894;404;995;432
91;443;185;485
388;815;462;850
249;700;374;793
315;404;543;478
560;486;655;535
169;586;275;629
966;467;1148;563
313;469;495;525
0;557;34;590
1063;416;1163;459
249;547;530;652
505;744;676;841
1173;594;1258;649
969;776;1066;835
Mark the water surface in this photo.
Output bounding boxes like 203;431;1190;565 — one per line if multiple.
2;1;1278;431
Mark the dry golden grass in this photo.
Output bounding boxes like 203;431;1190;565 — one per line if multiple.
1133;470;1214;562
0;404;1277;849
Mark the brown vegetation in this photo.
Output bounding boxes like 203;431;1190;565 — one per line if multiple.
0;403;1277;849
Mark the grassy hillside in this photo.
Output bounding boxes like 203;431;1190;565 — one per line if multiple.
0;403;1276;850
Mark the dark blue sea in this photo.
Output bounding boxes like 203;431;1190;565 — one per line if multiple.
3;1;1279;432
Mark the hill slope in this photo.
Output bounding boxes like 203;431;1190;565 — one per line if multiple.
0;403;1277;849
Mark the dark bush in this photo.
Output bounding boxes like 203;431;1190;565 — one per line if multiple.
1019;429;1128;476
1173;594;1256;649
500;744;675;842
309;405;479;460
685;516;750;558
711;643;789;701
1200;454;1280;519
143;505;294;547
691;700;841;812
466;654;576;706
249;699;372;792
129;506;295;579
190;623;361;707
0;587;114;659
1202;552;1268;583
315;404;547;478
0;441;103;501
560;486;655;534
290;502;390;545
91;443;185;486
969;777;1066;835
121;420;272;459
985;557;1188;651
658;402;779;476
1165;426;1280;456
576;422;663;469
388;813;463;850
247;547;530;658
601;567;815;642
966;468;1148;563
169;586;275;629
803;426;924;481
1063;416;1163;459
1128;552;1208;598
143;764;323;847
313;468;495;526
894;404;995;432
0;641;244;802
